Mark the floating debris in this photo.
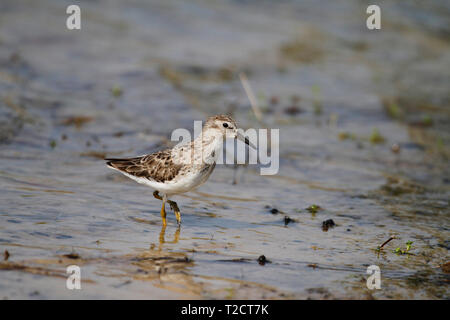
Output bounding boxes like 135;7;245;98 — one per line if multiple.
322;219;335;231
265;206;280;214
376;235;396;251
257;255;270;266
49;139;57;149
63;252;80;259
284;216;295;226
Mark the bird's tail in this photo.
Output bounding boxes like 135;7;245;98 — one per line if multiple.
105;158;132;169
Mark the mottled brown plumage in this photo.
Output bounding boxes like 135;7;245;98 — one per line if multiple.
106;149;183;183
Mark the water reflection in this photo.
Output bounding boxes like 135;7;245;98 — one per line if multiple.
158;225;180;251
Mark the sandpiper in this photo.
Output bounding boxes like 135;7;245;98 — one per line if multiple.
106;115;255;226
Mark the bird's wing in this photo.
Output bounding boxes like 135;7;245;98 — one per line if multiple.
105;149;183;183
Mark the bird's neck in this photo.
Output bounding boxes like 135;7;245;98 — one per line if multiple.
193;130;223;163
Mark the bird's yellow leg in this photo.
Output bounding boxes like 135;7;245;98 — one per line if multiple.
153;191;166;226
168;200;181;226
160;198;167;226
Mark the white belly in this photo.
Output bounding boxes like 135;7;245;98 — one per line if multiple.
110;163;216;196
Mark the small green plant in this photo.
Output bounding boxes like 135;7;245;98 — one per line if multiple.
306;204;321;214
405;240;413;251
370;128;385;144
394;240;414;255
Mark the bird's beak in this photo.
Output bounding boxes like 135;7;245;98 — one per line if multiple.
236;130;256;149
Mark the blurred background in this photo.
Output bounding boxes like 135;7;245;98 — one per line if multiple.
0;0;449;299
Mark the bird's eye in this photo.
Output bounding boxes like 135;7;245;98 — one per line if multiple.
223;123;229;128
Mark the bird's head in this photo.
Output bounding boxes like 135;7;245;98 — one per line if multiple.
203;114;255;148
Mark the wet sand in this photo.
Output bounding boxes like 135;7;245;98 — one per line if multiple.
0;0;449;299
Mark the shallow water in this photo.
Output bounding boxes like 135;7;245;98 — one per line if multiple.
0;0;449;299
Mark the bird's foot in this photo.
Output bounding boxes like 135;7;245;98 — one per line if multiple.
153;190;163;200
168;200;181;226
